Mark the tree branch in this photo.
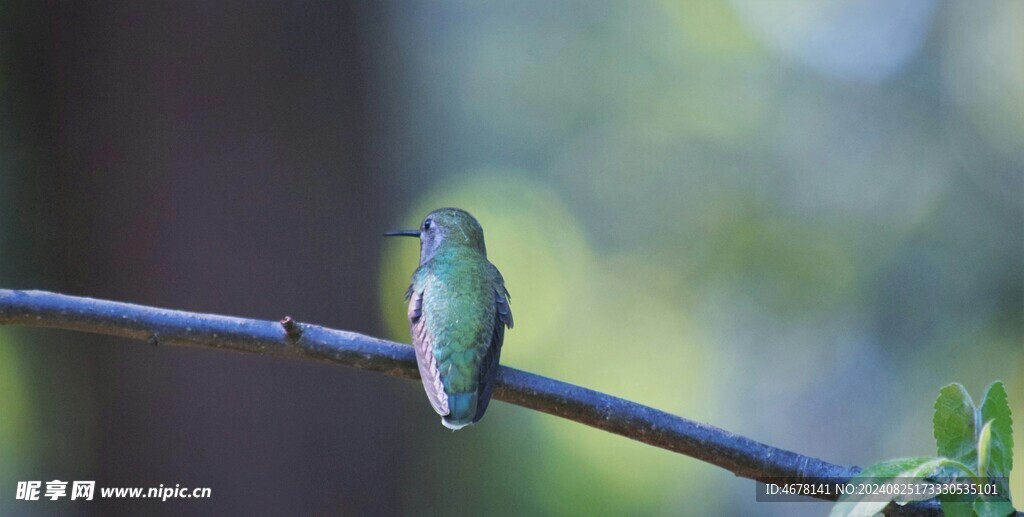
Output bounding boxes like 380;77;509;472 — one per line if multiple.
1;289;999;515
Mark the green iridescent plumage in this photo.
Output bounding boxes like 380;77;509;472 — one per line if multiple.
387;208;512;430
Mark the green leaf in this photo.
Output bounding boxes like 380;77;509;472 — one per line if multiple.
973;494;1016;517
972;420;1015;516
934;383;978;468
939;495;977;517
856;456;947;479
937;462;989;517
978;420;993;479
830;457;950;517
978;381;1014;482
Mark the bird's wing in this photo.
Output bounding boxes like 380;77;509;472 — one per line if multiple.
472;285;513;422
408;287;449;416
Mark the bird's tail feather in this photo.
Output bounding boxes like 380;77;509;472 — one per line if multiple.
441;392;477;430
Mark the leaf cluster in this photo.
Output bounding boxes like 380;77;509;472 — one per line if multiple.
831;381;1015;517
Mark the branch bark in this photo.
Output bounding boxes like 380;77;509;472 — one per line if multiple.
1;289;1002;515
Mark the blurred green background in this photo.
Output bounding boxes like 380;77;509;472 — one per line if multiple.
1;0;1021;515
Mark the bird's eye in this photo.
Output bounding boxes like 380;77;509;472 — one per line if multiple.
423;218;433;231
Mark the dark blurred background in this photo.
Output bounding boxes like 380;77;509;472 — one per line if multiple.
1;1;1021;515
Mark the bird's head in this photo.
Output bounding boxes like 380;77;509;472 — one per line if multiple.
385;208;487;264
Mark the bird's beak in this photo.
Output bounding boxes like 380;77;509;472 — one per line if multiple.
383;230;421;237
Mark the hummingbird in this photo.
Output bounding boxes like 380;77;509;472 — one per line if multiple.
385;208;513;430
